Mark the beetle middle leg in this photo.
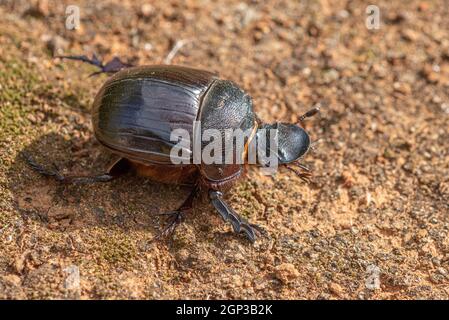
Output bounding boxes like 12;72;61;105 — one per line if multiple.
155;184;200;239
55;54;133;77
22;153;130;184
209;190;265;243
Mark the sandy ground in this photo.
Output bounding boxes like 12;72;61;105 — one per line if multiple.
0;0;448;299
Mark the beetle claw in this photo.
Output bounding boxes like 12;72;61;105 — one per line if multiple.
155;210;185;240
22;152;64;180
22;152;115;184
153;185;199;241
56;54;133;77
285;164;312;183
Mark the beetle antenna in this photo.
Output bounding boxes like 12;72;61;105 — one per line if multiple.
298;103;321;123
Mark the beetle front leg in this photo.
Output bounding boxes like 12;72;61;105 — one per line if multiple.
209;190;265;243
22;153;129;184
55;54;133;77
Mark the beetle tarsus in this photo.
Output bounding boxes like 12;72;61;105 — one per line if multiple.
154;185;199;240
285;163;312;183
209;190;264;243
55;54;133;76
22;152;116;184
155;210;185;239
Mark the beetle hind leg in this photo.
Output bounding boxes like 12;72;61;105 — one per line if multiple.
22;152;129;184
209;190;266;243
55;54;133;77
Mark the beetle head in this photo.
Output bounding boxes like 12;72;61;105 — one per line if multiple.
256;123;311;165
255;105;319;166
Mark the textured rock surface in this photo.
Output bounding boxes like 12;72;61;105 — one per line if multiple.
0;0;448;299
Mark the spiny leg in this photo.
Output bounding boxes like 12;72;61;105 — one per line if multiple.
22;152;129;184
285;162;312;183
209;190;265;243
155;184;200;239
55;54;133;77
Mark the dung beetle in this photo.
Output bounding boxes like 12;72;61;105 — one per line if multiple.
25;54;319;242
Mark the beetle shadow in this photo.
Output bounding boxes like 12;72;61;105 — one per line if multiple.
8;132;192;236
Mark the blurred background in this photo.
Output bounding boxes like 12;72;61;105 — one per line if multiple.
0;0;448;299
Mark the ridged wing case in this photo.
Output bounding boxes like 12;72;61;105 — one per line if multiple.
92;65;216;164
